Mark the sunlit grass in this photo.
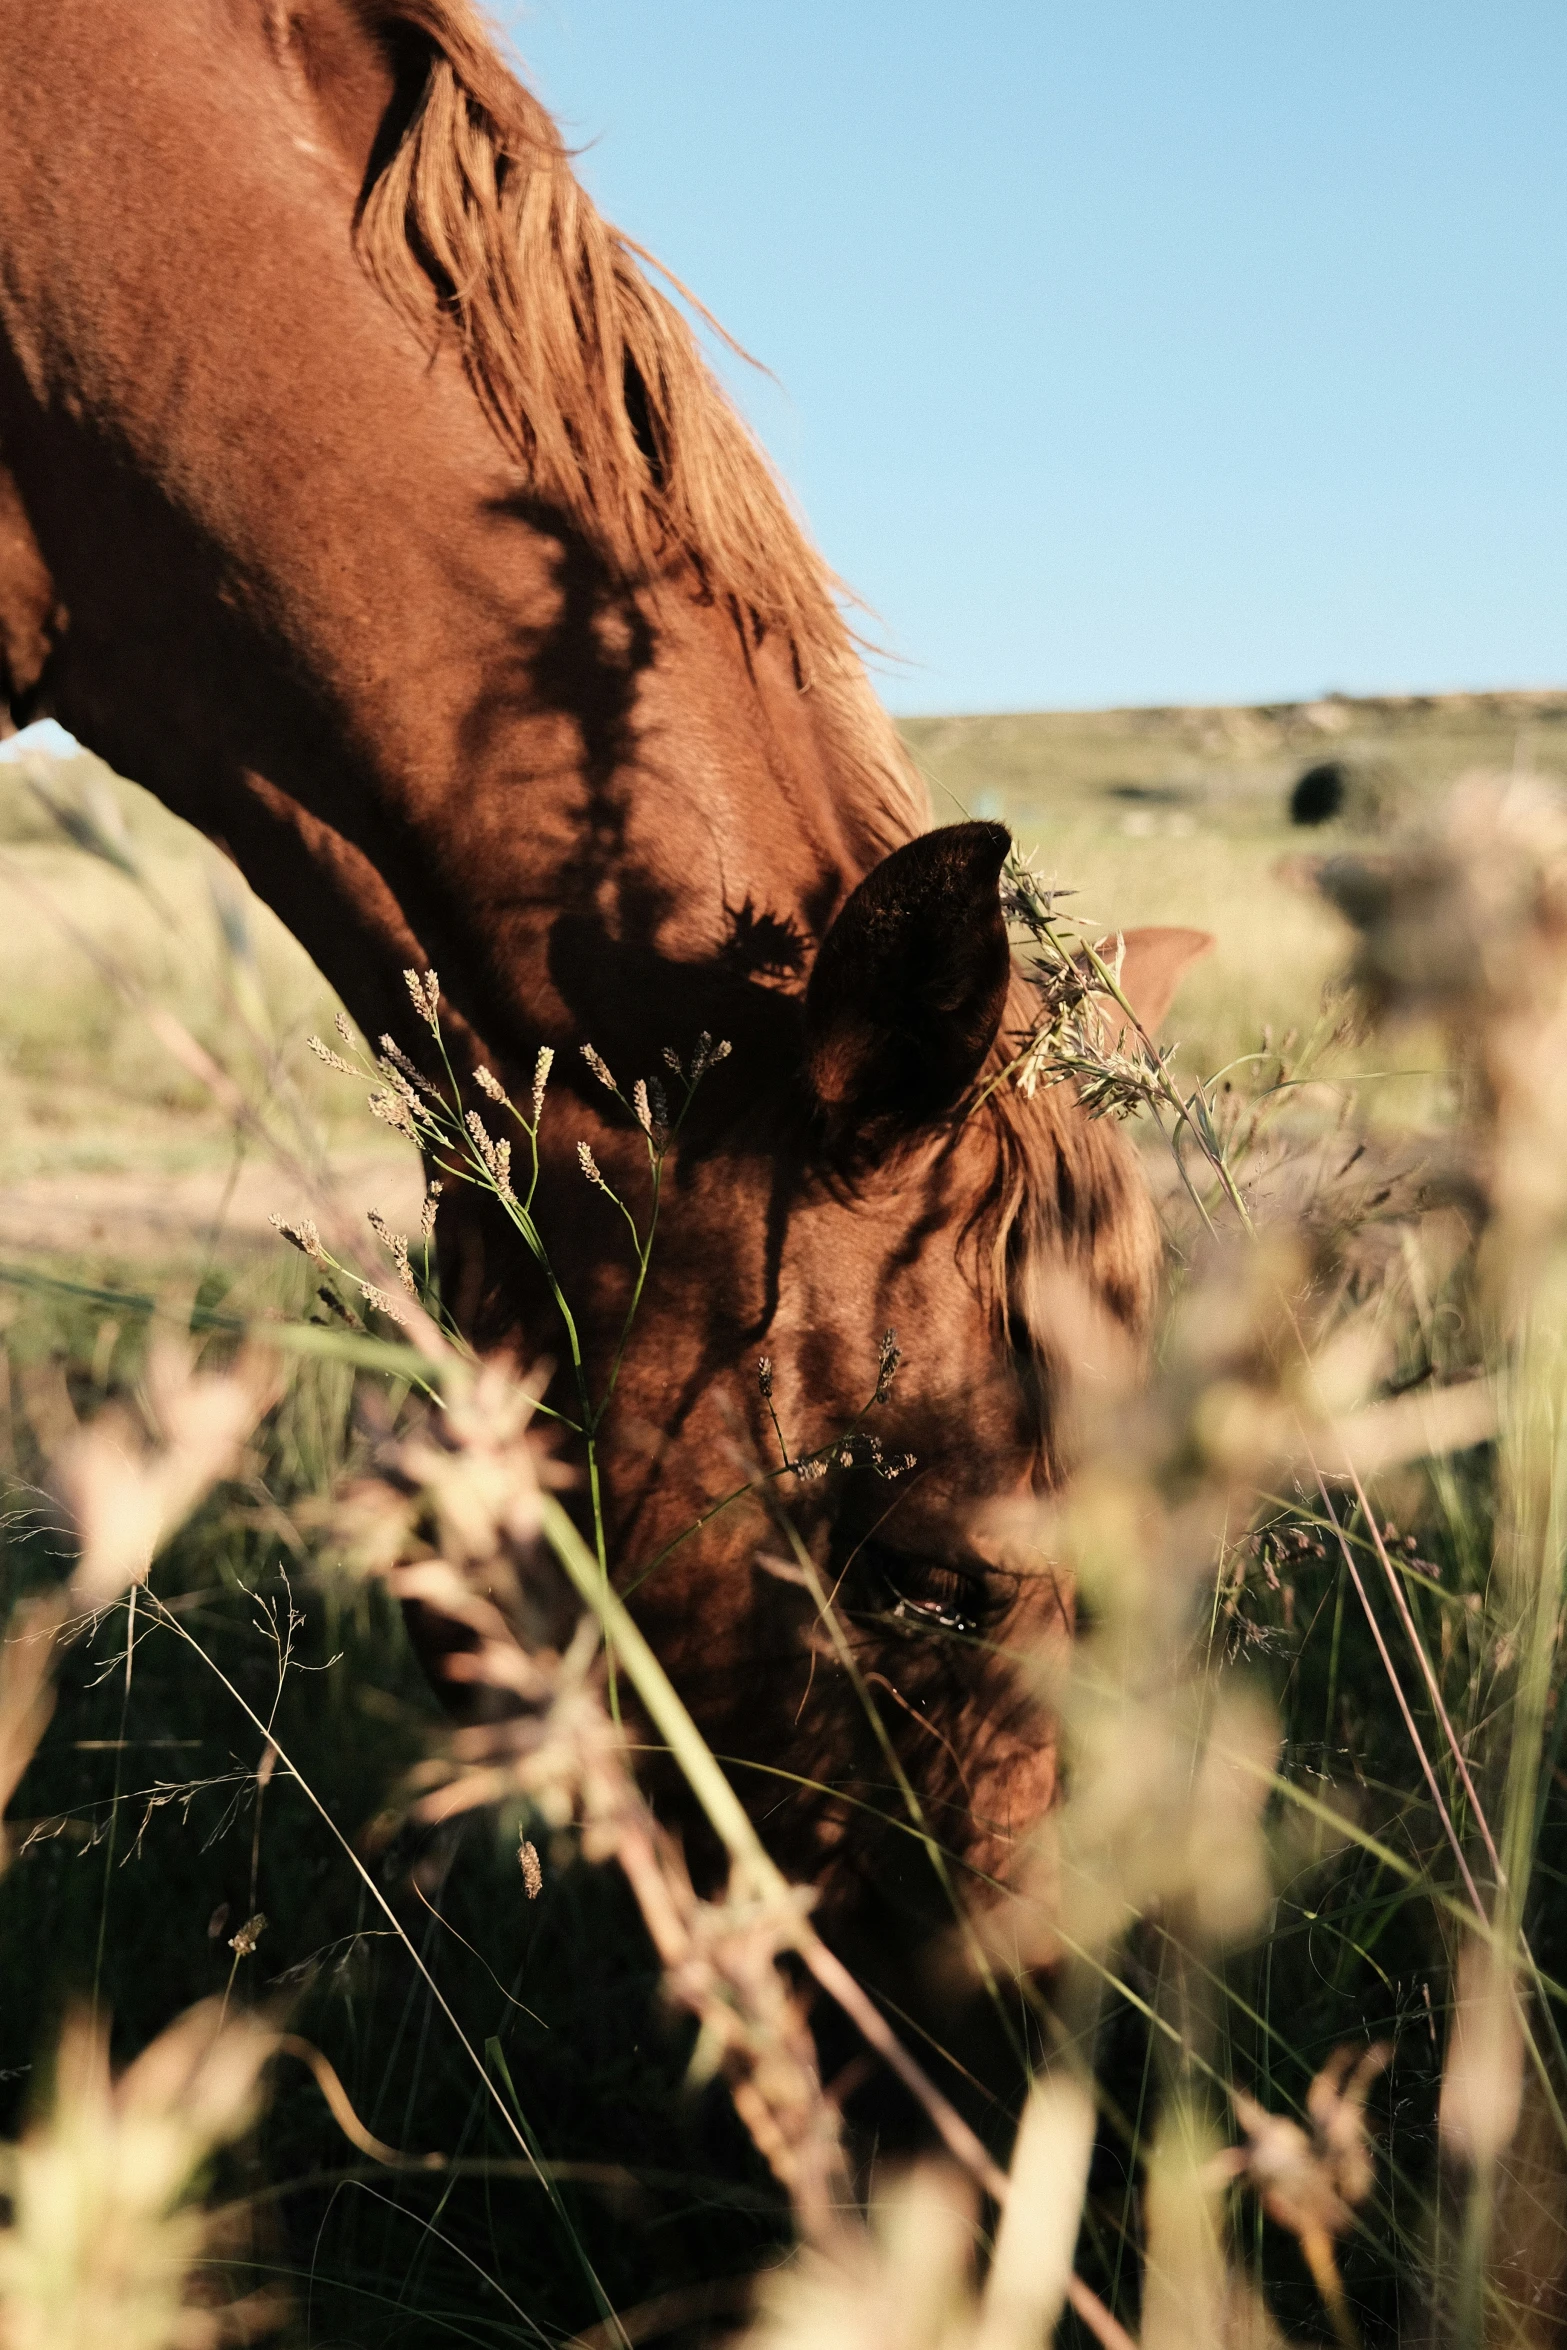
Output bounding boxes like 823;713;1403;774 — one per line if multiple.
3;705;1567;2344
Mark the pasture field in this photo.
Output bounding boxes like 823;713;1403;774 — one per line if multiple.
2;692;1566;2347
5;689;1563;1242
909;688;1567;1076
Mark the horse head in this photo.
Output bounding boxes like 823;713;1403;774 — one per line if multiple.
0;0;1213;2014
435;812;1210;1983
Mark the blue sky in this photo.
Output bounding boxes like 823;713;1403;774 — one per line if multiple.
504;0;1565;714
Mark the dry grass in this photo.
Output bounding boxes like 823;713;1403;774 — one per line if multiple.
0;750;414;1219
4;704;1567;2346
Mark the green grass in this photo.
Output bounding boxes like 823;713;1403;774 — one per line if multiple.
0;1262;786;2344
3;694;1566;2345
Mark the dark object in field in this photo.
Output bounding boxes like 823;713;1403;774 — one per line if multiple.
1290;757;1404;832
1292;762;1352;826
0;0;1207;1950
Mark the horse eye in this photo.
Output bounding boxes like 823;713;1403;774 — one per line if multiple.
853;1539;1003;1638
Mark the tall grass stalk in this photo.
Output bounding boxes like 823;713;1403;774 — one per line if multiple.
8;765;1567;2343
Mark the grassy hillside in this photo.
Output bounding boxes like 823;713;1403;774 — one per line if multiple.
903;688;1567;819
903;688;1567;1073
6;691;1561;1261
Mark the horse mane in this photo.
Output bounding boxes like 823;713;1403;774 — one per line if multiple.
355;0;925;849
349;0;1158;1378
977;979;1162;1480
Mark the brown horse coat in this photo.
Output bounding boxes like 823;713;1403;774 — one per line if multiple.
0;2;1194;1944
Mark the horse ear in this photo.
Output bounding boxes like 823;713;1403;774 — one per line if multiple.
804;821;1013;1135
1112;926;1214;1032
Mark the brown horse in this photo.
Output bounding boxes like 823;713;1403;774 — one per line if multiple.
0;3;1203;1963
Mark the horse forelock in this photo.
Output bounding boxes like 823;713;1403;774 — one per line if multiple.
352;0;925;855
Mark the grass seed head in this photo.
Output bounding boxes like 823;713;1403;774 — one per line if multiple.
377;1036;438;1099
461;1112;514;1198
531;1045;554;1122
367;1088;417;1141
227;1913;267;1959
0;2000;280;2350
1439;1935;1524;2172
402;966;440;1031
689;1031;732;1081
367;1211;417;1294
359;1283;410;1328
267;1213;323;1264
52;1343;280;1612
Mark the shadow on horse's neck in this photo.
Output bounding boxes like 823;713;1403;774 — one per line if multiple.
0;0;912;1085
4;407;876;1095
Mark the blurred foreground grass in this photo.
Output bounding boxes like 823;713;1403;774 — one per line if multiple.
3;697;1567;2346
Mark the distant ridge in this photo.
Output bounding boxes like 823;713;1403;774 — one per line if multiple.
899;689;1567;824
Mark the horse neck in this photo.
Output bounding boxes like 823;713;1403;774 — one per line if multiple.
348;578;904;1087
0;1;906;1080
